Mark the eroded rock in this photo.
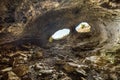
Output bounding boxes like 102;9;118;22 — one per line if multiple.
13;64;29;77
2;71;21;80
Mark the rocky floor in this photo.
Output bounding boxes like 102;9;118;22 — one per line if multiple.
0;0;120;80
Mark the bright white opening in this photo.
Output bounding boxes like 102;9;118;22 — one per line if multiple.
75;22;91;33
52;28;70;40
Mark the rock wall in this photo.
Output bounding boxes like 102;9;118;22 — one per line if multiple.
0;0;120;80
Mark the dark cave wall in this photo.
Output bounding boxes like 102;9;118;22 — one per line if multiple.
0;0;119;47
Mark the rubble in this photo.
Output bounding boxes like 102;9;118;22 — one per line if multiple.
13;64;29;77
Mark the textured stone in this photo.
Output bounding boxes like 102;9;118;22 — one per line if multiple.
63;63;76;72
3;71;21;80
13;64;29;77
39;70;54;74
1;67;12;72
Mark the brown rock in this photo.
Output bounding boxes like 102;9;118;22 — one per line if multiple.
8;71;21;80
61;77;72;80
22;75;32;80
34;63;43;70
13;64;29;77
1;67;12;73
75;68;87;76
32;50;43;59
63;62;88;75
39;70;54;74
63;63;76;72
35;51;43;59
2;71;21;80
81;77;87;80
1;58;10;64
55;57;65;65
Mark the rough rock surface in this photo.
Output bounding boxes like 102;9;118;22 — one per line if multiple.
0;0;120;80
